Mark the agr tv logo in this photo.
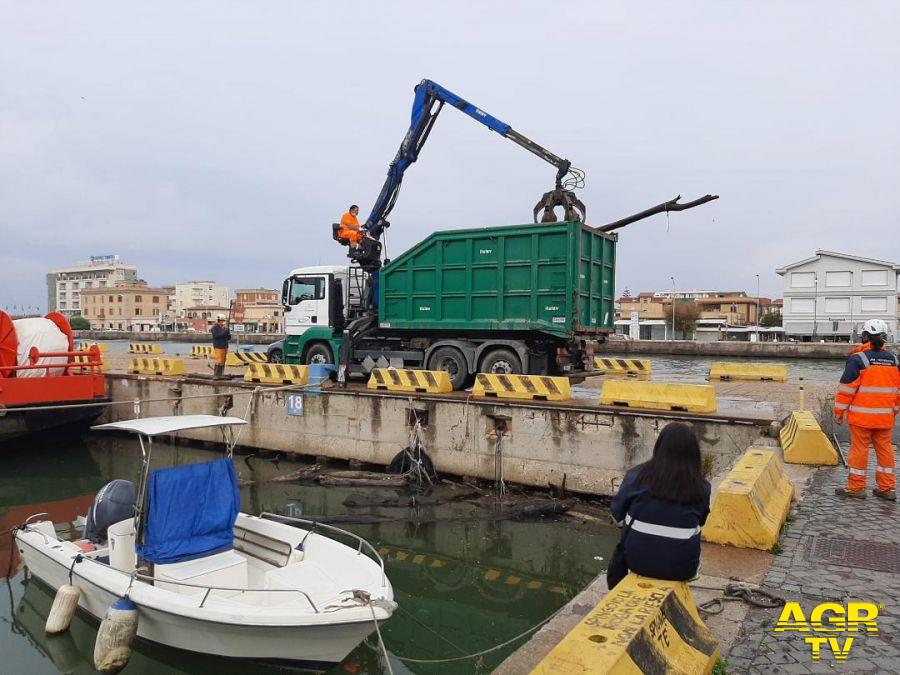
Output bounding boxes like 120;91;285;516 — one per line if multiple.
774;601;880;662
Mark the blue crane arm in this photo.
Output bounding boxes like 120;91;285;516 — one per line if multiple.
364;79;573;238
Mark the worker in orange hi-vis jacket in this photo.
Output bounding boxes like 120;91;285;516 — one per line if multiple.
849;318;890;355
337;205;364;249
833;319;899;501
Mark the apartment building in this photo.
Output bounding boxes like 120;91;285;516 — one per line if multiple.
81;281;174;332
173;282;231;314
776;251;899;341
235;288;282;333
46;255;137;317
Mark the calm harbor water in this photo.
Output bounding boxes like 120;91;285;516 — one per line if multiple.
1;434;613;674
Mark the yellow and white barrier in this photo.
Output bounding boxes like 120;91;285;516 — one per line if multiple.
127;357;186;377
190;345;215;359
244;363;309;386
472;373;572;402
780;410;839;466
367;368;453;394
533;573;719;674
73;352;109;373
224;351;268;367
76;341;108;353
600;380;717;414
702;447;794;550
709;362;788;382
128;343;164;355
594;357;652;377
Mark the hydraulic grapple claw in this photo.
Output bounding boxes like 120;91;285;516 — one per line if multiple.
533;188;587;224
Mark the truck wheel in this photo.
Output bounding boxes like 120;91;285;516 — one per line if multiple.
427;347;469;390
481;348;522;375
304;343;333;365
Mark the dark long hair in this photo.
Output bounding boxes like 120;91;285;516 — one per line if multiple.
635;422;707;503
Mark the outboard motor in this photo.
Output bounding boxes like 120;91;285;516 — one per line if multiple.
84;480;136;544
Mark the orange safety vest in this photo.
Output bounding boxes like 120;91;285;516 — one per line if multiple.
850;342;871;355
834;347;900;429
340;212;360;231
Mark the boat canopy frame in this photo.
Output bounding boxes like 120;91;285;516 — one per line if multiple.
92;415;248;548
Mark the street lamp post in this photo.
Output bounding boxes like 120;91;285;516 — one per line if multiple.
670;276;676;341
755;274;761;342
812;272;818;341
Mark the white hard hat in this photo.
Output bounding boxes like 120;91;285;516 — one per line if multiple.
861;318;889;338
217;313;227;321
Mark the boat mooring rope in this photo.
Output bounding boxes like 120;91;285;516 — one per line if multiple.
365;598;569;668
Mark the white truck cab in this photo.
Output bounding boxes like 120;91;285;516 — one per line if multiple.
281;265;364;336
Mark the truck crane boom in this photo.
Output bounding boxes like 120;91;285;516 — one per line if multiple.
364;79;585;240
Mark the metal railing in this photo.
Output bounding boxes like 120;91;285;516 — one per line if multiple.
259;512;387;587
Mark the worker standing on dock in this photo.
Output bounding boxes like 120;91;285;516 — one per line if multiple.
607;423;711;589
834;322;899;501
211;313;230;380
850;318;890;355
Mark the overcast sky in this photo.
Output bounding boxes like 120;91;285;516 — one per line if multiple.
2;1;899;310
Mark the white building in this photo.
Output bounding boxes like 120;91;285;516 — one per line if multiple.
46;255;138;317
173;282;231;314
776;251;899;341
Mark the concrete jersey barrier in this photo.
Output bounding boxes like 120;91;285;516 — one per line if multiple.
531;573;719;674
600;381;717;414
367;368;453;394
594;357;652;377
780;410;839;466
709;362;788;382
702;447;793;550
244;363;309;386
473;373;572;401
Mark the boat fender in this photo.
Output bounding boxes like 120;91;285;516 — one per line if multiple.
45;584;82;635
93;596;138;674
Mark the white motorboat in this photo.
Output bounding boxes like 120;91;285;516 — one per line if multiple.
13;415;395;668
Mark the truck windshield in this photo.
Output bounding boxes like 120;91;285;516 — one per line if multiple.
288;277;325;305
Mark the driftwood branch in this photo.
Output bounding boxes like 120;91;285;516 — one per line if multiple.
598;194;719;233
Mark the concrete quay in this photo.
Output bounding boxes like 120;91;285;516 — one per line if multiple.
596;339;853;359
99;372;772;497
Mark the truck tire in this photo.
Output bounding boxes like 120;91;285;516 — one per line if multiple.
480;348;522;375
304;343;333;365
427;347;469;390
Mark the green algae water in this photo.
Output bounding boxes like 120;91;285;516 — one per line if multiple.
1;433;615;674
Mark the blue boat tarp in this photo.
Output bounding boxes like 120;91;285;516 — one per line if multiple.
137;458;240;565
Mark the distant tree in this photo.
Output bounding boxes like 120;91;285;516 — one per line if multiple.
665;301;701;338
760;310;783;328
70;316;90;330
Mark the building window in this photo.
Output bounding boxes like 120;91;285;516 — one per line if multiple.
824;297;850;314
109;295;114;302
135;295;142;302
791;272;815;288
825;271;851;287
117;295;123;302
791;298;815;314
861;270;888;286
860;297;888;312
153;296;159;303
136;308;142;316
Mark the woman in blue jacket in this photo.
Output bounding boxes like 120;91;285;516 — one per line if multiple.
607;422;711;589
